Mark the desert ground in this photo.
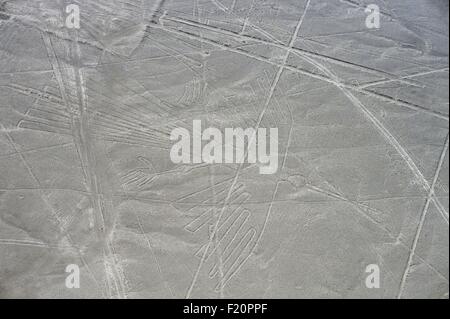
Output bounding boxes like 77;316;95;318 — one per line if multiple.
0;0;448;298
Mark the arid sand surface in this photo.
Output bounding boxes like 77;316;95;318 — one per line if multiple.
0;0;448;298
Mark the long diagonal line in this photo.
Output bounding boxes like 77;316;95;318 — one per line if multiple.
136;214;175;298
157;22;447;120
156;12;448;222
294;39;449;223
153;2;450;296
164;15;418;88
397;134;449;299
185;0;311;298
0;121;105;297
41;7;126;296
160;14;448;120
72;29;129;299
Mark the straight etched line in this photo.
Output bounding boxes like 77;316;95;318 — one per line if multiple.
155;22;448;120
185;0;311;298
397;134;450;299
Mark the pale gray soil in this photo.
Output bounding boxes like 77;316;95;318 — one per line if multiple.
0;0;448;299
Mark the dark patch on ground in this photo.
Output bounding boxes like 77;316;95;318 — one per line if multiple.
0;1;9;20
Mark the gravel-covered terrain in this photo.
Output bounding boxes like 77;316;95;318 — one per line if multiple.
0;0;448;298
